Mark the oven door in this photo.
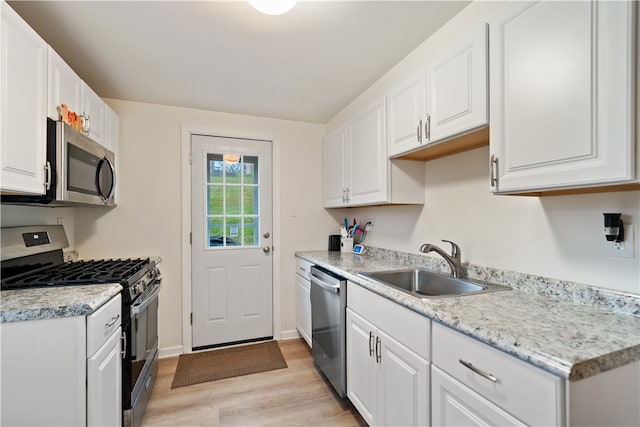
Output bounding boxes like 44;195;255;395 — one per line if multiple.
126;280;160;426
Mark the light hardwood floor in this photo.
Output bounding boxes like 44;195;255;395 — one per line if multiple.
141;339;366;426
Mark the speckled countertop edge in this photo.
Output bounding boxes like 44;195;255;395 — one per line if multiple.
0;284;122;323
296;250;640;381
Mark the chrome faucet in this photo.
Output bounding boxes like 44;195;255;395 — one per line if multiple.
419;240;462;278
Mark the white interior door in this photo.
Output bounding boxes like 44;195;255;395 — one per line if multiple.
191;134;273;349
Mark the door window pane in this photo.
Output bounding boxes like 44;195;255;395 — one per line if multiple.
206;153;260;248
243;217;259;246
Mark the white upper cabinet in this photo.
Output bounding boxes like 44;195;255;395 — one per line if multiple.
347;97;388;205
386;23;489;160
47;47;82;120
82;82;106;146
0;1;48;195
387;72;426;157
323;125;347;207
425;23;488;144
324;97;424;208
489;1;636;194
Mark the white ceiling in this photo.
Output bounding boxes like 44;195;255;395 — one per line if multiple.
9;1;470;123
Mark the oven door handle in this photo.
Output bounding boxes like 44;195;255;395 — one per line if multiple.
131;280;162;315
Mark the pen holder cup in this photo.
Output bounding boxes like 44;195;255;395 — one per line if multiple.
340;237;353;253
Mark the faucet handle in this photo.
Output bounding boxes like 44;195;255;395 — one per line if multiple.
441;239;460;259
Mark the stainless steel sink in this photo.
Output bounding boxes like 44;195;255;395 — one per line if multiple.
359;268;510;299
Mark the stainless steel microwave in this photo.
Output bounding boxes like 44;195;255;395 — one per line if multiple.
2;118;116;206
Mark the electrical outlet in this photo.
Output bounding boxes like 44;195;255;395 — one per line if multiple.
604;225;635;258
365;218;375;231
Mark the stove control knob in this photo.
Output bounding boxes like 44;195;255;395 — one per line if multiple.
147;271;154;280
134;283;144;294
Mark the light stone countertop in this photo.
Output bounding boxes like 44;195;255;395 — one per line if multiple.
296;250;640;381
0;284;122;323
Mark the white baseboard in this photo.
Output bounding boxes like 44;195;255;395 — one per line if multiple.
280;329;302;340
158;345;182;359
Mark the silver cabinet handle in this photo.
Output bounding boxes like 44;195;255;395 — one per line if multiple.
121;331;127;359
105;314;120;328
375;336;381;363
369;331;374;357
44;162;52;191
417;119;423;142
490;155;498;188
426;115;431;141
345;187;350;203
459;359;498;383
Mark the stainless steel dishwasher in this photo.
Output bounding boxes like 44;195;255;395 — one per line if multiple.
310;265;347;398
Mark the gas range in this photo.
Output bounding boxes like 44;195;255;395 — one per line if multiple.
1;225;161;427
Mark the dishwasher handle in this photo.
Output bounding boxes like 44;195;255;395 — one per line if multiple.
311;274;341;294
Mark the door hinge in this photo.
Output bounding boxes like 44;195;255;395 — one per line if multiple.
190;232;192;245
189;152;192;164
190;313;193;325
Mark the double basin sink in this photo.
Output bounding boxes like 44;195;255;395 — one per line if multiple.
359;268;510;299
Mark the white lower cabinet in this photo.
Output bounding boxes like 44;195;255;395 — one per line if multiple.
432;366;524;427
295;258;312;347
0;294;122;426
346;282;430;426
432;321;563;426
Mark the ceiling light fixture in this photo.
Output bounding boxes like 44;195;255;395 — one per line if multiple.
248;0;297;16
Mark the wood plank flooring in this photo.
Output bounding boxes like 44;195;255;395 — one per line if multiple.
141;339;366;426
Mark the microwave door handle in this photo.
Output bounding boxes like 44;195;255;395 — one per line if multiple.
95;157;116;204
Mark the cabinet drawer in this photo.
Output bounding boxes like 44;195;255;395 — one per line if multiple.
432;322;563;426
87;294;121;357
295;257;314;281
348;281;430;360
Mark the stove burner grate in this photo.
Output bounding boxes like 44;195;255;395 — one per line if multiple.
1;258;150;290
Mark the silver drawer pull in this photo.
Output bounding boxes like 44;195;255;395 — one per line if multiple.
459;359;498;383
106;314;120;328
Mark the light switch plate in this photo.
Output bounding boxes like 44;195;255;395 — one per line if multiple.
604;225;635;258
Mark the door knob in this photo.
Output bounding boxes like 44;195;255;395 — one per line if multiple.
263;232;270;238
263;246;271;254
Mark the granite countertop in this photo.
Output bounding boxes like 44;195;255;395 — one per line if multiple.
0;284;122;323
296;250;640;381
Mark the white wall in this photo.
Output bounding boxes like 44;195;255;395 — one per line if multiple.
73;99;336;353
327;0;640;295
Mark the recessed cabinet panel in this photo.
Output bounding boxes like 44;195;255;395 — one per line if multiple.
490;1;636;193
82;82;106;146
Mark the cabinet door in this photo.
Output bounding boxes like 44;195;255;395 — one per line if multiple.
387;73;425;157
432;366;525;427
425;23;488;143
489;1;636;193
323;125;347;207
377;329;429;427
103;104;119;153
87;327;122;427
295;274;312;347
48;47;83;120
348;97;387;205
82;82;106;145
0;2;48;195
346;308;376;425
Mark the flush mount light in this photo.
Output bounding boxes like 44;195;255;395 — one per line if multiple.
248;0;297;15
